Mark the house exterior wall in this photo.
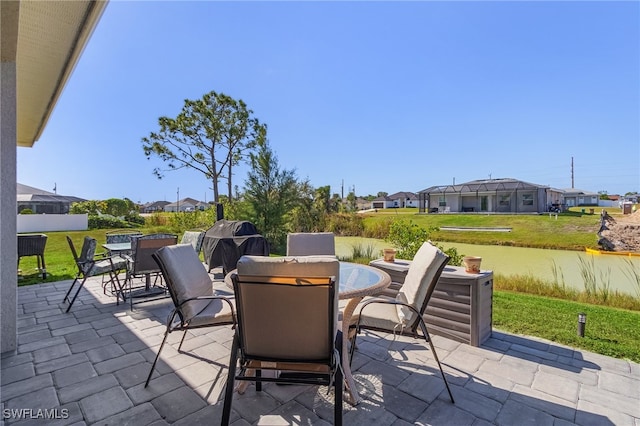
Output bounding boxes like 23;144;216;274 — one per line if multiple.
561;191;598;207
392;198;418;208
426;188;548;213
372;200;393;209
493;190;540;213
165;203;196;212
426;195;460;212
1;58;18;353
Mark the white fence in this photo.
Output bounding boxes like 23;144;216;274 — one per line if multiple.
17;214;88;233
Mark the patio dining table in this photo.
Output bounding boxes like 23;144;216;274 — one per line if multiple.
103;242;131;256
225;261;391;405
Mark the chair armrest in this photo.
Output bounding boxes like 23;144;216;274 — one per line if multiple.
177;295;236;314
354;298;423;331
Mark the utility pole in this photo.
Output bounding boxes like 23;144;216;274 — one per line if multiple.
177;187;180;212
341;179;344;199
571;157;574;189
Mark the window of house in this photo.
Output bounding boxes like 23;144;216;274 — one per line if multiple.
438;196;446;207
522;194;533;206
499;195;510;206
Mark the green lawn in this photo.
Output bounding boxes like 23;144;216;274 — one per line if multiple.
362;208;600;250
494;290;640;363
18;230;110;285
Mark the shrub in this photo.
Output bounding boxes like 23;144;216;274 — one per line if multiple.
363;217;392;239
88;215;129;229
125;214;145;226
19;208;34;214
326;213;364;236
386;219;464;266
146;212;168;226
386;219;432;259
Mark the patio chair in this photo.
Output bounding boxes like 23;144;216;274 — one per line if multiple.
349;241;455;403
124;233;178;309
180;230;205;254
222;255;342;425
63;236;127;313
17;233;48;279
145;244;235;387
286;232;336;256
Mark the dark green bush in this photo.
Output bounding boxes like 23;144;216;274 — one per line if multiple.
88;215;130;229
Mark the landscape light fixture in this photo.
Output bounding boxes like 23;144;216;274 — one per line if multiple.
577;312;587;337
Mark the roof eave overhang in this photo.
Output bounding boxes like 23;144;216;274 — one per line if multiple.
15;0;108;148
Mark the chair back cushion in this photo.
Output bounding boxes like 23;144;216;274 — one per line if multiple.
232;274;336;361
396;242;449;325
286;232;336;256
130;234;177;275
237;255;339;280
235;255;339;360
153;244;213;322
75;236;98;275
79;236;97;263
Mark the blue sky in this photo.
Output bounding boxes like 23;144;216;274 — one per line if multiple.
18;1;640;203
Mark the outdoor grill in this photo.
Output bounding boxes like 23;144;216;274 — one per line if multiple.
202;220;269;274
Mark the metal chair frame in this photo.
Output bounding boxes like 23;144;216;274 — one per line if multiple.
64;236;126;312
145;244;235;387
350;245;455;404
222;273;343;425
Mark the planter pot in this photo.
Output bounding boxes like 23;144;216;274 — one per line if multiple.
463;256;482;274
383;248;397;262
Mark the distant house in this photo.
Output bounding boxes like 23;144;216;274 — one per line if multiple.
371;195;394;209
387;191;419;208
418;178;565;214
561;189;599;207
17;183;85;214
141;201;171;213
164;198;210;212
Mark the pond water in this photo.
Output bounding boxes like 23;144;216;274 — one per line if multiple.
335;237;640;297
